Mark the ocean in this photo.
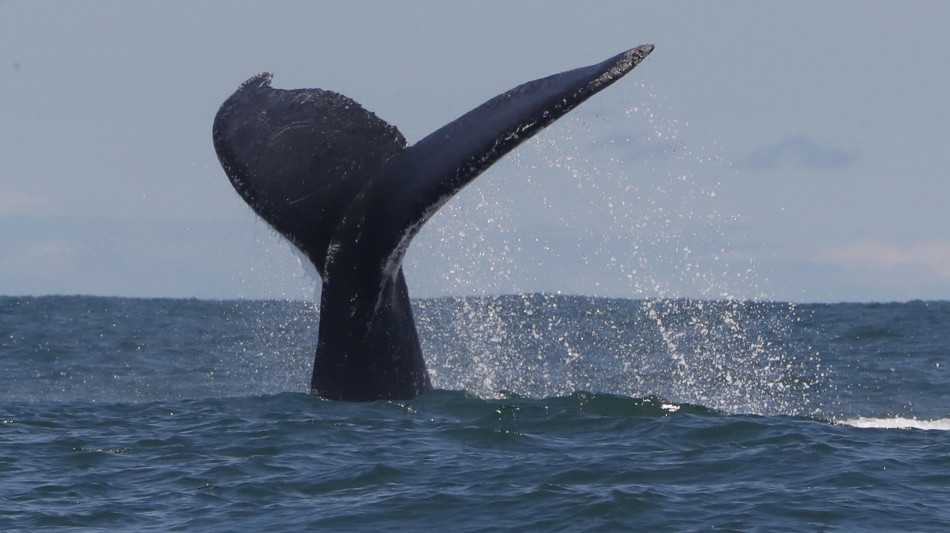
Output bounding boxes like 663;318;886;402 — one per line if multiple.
2;294;949;531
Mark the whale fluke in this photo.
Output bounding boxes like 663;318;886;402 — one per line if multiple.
212;45;654;401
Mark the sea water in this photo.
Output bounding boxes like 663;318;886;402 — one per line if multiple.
2;295;949;531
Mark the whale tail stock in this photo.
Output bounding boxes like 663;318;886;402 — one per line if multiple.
212;45;654;401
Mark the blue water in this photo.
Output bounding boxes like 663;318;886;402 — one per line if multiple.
2;295;950;531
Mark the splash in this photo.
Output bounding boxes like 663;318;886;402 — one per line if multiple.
411;83;822;415
417;296;815;416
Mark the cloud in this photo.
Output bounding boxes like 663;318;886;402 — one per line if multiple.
0;215;315;298
815;241;950;281
0;189;57;216
738;135;859;171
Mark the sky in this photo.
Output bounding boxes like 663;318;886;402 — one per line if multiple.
2;1;949;303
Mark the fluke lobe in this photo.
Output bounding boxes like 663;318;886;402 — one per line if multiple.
212;45;654;401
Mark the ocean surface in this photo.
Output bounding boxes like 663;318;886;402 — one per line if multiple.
2;294;949;531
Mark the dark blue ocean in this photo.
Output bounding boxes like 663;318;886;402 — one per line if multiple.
2;295;949;531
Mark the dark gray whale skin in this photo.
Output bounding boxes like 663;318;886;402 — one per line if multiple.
212;45;653;401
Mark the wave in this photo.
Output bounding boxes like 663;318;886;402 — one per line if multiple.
836;416;950;431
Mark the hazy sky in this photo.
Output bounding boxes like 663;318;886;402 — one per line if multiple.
2;1;949;303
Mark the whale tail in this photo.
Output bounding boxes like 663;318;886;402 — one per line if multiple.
212;45;654;401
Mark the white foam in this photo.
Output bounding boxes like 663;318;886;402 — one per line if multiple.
837;417;950;431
